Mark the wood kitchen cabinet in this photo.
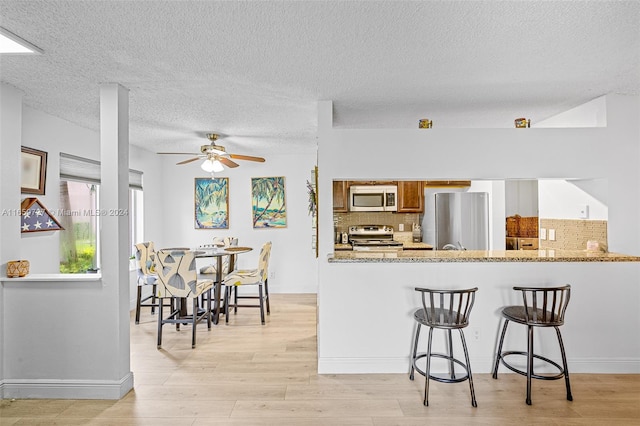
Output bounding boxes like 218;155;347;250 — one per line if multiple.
333;180;349;212
424;180;471;187
348;180;397;186
397;181;424;213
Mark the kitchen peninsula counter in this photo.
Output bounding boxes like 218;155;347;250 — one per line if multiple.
329;249;640;263
320;248;640;375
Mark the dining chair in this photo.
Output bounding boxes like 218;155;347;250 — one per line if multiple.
223;241;272;325
154;249;213;348
199;236;239;277
134;241;159;324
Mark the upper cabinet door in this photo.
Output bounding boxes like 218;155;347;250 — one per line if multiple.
333;180;349;212
397;181;424;213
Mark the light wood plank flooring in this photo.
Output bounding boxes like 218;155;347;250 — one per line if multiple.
1;293;639;425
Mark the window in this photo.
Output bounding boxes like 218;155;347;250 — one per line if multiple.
129;188;144;258
59;153;143;273
129;168;144;259
59;181;100;273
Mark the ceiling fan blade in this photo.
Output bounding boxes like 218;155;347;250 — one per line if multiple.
176;157;202;165
219;157;240;168
229;154;266;162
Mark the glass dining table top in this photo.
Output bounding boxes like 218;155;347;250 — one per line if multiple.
193;246;253;257
159;247;253;256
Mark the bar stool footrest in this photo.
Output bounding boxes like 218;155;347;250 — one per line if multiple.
500;351;566;381
413;353;471;384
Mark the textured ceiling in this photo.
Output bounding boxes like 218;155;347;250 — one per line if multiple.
1;1;639;156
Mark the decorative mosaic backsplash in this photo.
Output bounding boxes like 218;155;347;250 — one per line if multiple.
539;218;608;250
333;212;422;234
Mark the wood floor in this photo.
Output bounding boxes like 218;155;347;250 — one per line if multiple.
1;293;639;425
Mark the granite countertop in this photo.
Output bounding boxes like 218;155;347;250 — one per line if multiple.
334;242;433;250
328;249;640;263
334;243;353;250
402;241;433;249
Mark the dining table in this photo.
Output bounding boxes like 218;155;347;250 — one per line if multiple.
194;246;253;324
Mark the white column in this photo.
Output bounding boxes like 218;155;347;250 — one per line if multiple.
317;100;334;260
0;83;24;397
0;84;23;273
99;83;132;394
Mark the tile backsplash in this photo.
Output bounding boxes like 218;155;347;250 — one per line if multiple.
539;218;608;250
334;212;422;233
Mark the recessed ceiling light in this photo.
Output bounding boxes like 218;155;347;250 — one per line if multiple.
0;27;43;55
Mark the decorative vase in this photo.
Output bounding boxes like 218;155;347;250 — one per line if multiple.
418;119;432;129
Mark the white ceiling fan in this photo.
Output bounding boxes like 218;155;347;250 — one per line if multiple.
157;133;265;172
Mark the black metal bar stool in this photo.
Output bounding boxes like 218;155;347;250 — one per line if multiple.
492;284;572;405
409;287;478;407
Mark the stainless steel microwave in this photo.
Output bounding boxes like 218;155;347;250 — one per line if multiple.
349;185;397;212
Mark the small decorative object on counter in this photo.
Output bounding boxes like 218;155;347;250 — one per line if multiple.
412;224;422;242
6;260;30;278
587;240;608;252
418;119;432;129
514;117;530;128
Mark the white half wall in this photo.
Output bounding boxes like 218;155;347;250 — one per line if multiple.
319;261;640;374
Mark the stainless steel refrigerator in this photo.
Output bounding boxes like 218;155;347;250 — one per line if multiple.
434;192;489;250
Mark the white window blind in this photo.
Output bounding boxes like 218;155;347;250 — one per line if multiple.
129;169;143;190
60;153;143;189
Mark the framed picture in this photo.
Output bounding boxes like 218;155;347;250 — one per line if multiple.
195;177;229;229
251;176;287;228
21;147;47;195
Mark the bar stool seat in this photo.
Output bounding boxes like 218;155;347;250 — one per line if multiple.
409;287;478;407
492;284;573;405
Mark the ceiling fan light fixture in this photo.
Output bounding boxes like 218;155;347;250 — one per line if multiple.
201;158;224;173
201;159;215;172
211;159;224;172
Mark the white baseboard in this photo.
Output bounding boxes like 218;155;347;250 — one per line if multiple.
318;356;640;374
1;372;133;400
564;357;640;373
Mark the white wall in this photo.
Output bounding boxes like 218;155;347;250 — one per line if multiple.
18;109;168;274
160;152;318;293
19;107;101;273
505;179;538;216
317;94;640;374
538;179;608;220
17;108;167;309
128;144;166;308
535;95;607;128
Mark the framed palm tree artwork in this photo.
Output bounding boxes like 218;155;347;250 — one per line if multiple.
195;177;229;229
251;176;286;228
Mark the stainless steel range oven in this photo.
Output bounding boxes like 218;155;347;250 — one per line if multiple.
348;225;403;252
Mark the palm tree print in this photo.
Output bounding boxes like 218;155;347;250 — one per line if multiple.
195;177;229;229
251;177;286;228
